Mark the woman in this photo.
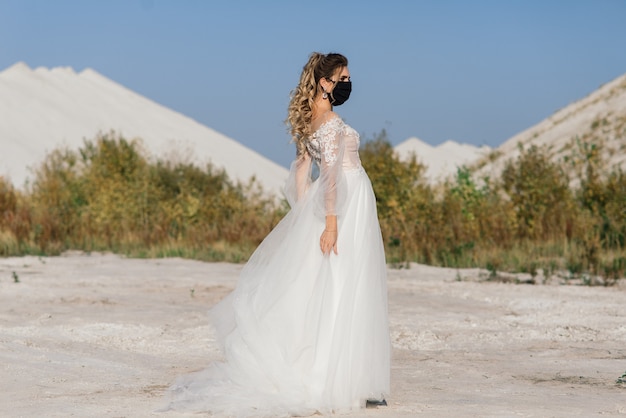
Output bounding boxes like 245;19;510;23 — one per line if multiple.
164;52;390;417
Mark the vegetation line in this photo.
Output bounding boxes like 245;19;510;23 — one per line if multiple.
0;131;624;285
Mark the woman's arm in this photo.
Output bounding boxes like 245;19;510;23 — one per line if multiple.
284;150;312;207
318;117;344;255
295;152;312;201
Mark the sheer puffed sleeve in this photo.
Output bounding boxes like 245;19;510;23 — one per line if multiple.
284;117;347;217
284;151;312;208
313;118;347;219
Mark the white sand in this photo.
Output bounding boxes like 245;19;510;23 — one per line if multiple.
1;253;624;417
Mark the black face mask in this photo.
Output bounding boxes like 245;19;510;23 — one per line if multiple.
330;81;352;106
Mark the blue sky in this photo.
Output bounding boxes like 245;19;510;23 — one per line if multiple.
1;0;626;168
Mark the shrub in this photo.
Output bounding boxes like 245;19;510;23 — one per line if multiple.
0;130;623;282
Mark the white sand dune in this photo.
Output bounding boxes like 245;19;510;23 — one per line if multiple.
394;137;491;183
1;253;624;417
475;72;626;179
394;72;626;186
0;62;289;195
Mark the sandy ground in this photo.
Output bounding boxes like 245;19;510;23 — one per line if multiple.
1;252;625;417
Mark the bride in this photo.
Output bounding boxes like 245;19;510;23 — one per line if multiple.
164;52;390;417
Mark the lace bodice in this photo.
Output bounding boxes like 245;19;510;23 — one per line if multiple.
285;115;360;216
306;117;361;170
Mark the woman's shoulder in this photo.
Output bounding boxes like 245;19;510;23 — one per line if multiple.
312;111;343;134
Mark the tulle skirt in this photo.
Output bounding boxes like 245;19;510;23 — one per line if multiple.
164;167;390;417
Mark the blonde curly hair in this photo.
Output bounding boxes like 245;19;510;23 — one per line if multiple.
287;52;349;155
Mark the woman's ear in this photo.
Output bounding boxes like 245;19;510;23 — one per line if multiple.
319;78;333;93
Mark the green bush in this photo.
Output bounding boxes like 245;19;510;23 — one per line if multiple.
0;130;623;283
359;133;624;281
5;132;283;261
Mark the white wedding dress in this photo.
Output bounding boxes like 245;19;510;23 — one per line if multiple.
164;114;390;417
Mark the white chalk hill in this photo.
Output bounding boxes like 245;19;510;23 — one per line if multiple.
394;72;626;185
0;62;289;194
475;72;626;180
394;136;491;183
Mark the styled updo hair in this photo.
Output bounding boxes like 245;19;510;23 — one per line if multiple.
287;52;348;155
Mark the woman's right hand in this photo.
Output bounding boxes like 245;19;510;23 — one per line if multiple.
320;229;338;255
